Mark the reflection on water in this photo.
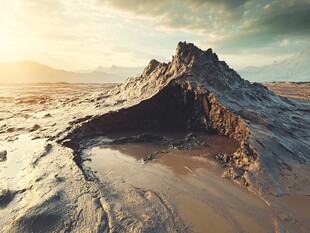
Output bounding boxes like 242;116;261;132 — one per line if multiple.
0;134;46;226
0;134;46;185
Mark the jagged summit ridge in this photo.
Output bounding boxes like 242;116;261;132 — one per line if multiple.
142;42;223;79
142;59;161;76
116;41;253;104
175;41;218;64
172;41;222;75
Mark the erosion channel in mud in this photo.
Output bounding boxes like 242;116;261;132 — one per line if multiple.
80;131;274;233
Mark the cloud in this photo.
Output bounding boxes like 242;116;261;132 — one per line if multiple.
280;39;290;47
99;0;248;16
99;0;310;52
242;1;310;36
112;45;167;63
1;0;308;70
98;0;250;33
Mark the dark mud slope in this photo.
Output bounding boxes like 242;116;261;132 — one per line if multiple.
61;42;310;199
65;82;248;144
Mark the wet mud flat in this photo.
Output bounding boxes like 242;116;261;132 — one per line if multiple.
81;131;275;232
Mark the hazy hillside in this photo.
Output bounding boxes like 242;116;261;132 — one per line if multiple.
94;65;143;82
238;47;310;82
0;61;133;84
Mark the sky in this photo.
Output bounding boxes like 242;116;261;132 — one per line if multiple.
0;0;309;70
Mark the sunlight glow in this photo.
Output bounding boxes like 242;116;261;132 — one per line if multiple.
0;0;308;72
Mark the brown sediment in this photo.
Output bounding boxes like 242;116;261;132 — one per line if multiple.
278;193;310;217
109;133;239;174
229;209;268;233
81;137;274;233
176;193;236;233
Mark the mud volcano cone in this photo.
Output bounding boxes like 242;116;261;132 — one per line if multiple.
62;42;310;198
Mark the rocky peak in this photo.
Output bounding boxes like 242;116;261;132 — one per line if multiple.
142;59;161;76
118;42;249;99
176;42;202;58
167;41;248;92
174;41;219;67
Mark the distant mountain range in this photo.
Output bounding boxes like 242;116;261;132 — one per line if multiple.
1;47;309;84
238;47;310;82
94;65;143;78
0;61;143;84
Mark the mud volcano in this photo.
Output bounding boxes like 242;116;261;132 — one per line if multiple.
64;44;251;172
57;42;310;232
64;43;259;187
